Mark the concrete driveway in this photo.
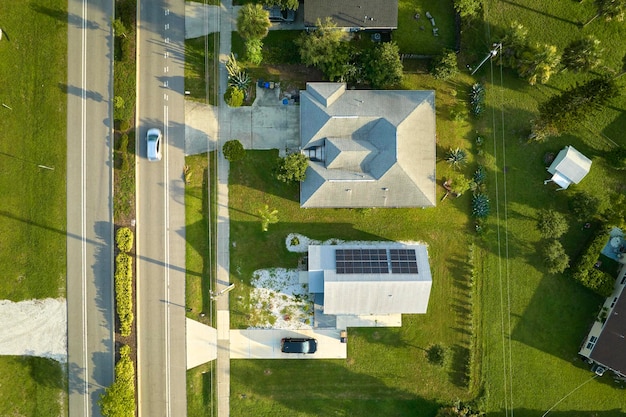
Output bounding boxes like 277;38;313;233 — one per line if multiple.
230;329;347;359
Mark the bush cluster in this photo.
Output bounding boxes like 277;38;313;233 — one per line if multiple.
571;229;616;297
469;83;485;117
116;227;134;253
99;344;136;417
225;86;244;107
115;252;133;337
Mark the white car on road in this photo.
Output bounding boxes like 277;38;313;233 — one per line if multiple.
146;128;162;161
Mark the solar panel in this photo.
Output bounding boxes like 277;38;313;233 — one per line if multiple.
335;249;389;274
389;249;418;274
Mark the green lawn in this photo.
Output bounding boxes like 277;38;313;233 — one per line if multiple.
473;1;626;415
185;152;217;417
0;0;68;415
396;0;457;55
185;34;219;105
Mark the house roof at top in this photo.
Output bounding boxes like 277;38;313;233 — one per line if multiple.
303;0;398;29
307;244;432;315
589;280;626;375
300;82;436;208
547;145;592;186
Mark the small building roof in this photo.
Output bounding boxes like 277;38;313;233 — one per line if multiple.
547;146;592;189
307;244;432;315
588;278;626;376
303;0;398;30
300;83;437;208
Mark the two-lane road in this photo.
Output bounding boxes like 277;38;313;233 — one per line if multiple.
67;0;114;416
136;1;187;416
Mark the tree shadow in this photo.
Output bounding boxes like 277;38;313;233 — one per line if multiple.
29;2;100;30
498;0;580;27
59;83;104;102
20;356;66;390
230;359;442;417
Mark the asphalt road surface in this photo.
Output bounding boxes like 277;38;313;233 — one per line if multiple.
136;0;187;416
66;0;115;416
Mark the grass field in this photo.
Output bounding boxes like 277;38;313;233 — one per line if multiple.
472;1;626;415
0;0;68;415
185;152;217;417
185;34;219;105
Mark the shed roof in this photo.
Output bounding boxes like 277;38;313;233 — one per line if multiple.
547;146;592;188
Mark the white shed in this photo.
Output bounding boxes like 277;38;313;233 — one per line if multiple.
544;146;591;190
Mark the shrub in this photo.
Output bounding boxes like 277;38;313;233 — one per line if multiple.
432;49;459;80
571;229;616;297
115;253;133;337
426;344;446;366
222;140;246;162
469;83;485;117
118;133;129;153
245;39;263;65
542;240;570;274
99;344;136;417
116;227;134;253
472;194;490;218
224;86;244;107
119;120;130;132
536;209;569;239
445;147;468;170
473;165;486;184
276;152;309;183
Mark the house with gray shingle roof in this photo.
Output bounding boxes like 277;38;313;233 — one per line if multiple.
303;0;398;31
299;82;437;208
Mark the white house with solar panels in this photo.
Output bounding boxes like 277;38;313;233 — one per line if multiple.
301;243;433;329
299;82;437;208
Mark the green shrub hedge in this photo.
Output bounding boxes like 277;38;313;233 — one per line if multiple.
115;253;133;337
115;227;133;253
571;229;615;297
99;344;136;417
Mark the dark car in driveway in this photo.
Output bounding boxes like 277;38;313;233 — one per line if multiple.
265;5;295;22
281;337;317;354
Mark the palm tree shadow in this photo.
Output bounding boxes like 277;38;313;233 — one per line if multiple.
499;0;581;26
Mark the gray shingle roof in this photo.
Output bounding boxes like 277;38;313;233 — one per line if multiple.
304;0;398;29
300;83;437;208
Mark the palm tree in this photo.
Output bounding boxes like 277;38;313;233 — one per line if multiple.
236;3;271;41
582;0;626;27
517;43;560;85
562;36;603;72
258;205;278;232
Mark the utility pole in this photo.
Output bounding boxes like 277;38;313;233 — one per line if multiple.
470;42;502;75
210;283;235;300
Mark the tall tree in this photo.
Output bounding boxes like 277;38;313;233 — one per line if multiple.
454;0;483;19
542;240;570;274
363;42;403;88
237;3;270;40
562;36;603;72
582;0;626;27
264;0;299;10
530;77;619;140
499;21;528;68
295;18;352;81
516;43;560;85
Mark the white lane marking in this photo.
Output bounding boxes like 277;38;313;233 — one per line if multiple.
164;93;168;101
80;0;89;414
163;104;171;416
163;80;169;88
165;8;169;15
165;23;169;30
164;66;168;73
165;37;169;44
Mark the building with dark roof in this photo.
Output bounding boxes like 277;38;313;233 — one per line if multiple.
579;263;626;377
299;83;437;208
303;0;398;30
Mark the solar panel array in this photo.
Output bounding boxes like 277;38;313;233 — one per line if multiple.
390;249;419;274
335;248;418;274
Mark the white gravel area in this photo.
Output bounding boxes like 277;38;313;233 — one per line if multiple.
248;234;427;330
0;298;67;363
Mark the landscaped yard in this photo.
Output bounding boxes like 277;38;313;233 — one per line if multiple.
223;1;626;416
0;0;68;415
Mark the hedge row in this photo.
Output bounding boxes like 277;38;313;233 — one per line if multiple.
99;344;136;417
571;229;615;297
115;252;133;337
